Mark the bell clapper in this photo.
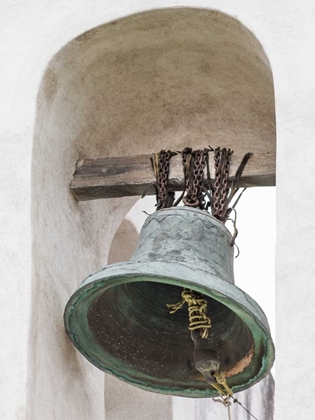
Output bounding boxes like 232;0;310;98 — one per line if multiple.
167;289;239;419
167;289;236;400
167;289;224;383
166;288;230;386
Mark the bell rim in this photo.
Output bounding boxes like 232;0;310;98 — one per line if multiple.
64;260;275;397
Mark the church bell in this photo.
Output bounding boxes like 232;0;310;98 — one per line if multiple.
64;206;274;397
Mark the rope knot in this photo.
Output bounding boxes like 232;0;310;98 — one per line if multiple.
166;288;211;339
212;372;234;397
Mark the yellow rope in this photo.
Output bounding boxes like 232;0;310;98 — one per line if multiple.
212;372;234;397
214;375;260;420
166;288;211;339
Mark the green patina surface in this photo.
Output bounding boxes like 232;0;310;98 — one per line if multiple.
64;207;275;397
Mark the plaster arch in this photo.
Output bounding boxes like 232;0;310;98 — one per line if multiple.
29;7;275;420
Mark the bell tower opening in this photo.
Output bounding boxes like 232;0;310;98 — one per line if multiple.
32;6;276;419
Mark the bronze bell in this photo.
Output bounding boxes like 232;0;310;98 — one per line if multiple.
64;206;274;397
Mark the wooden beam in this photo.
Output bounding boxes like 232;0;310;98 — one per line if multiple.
70;152;275;201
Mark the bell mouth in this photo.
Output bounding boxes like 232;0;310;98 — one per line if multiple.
87;280;254;383
64;261;275;397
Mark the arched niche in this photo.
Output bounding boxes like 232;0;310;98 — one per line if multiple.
30;7;275;420
38;7;275;160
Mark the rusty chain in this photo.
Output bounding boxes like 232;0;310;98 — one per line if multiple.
151;147;251;222
182;147;210;209
211;147;234;221
151;150;177;210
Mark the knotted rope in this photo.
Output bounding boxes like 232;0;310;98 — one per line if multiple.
166;289;211;339
211;372;234;397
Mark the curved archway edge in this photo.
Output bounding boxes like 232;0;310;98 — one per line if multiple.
29;7;275;420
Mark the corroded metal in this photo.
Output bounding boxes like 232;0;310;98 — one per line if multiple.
151;149;176;209
212;147;233;220
182;147;209;209
64;207;274;397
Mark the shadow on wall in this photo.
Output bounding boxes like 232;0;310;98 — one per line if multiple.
29;7;275;420
108;219;139;265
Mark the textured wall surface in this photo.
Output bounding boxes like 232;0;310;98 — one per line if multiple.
1;0;315;419
29;8;275;419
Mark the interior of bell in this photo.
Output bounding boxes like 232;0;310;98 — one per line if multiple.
87;280;255;390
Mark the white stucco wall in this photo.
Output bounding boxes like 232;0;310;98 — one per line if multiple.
1;1;315;419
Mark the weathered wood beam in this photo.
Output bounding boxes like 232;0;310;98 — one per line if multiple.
70;152;275;201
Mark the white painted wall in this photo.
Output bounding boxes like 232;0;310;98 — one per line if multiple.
1;1;315;419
